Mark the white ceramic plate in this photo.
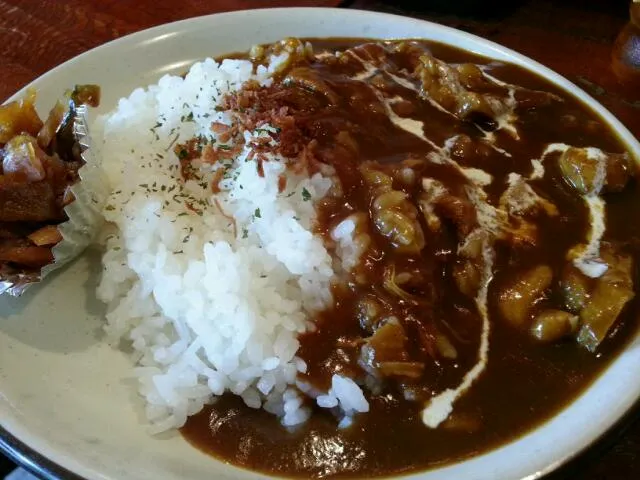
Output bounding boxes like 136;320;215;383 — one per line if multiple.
1;7;639;480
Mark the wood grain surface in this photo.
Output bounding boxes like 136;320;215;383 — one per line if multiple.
0;0;342;101
1;0;639;479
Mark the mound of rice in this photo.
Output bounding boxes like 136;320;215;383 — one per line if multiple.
95;55;369;432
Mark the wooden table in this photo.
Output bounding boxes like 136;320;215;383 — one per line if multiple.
0;0;638;479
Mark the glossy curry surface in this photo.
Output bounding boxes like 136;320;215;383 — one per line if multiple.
180;38;640;478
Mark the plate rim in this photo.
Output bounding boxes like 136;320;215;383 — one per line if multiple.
0;426;83;480
1;6;639;480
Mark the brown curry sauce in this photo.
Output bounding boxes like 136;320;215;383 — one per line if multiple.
180;38;640;478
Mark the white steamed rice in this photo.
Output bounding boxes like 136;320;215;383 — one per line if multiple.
95;54;369;432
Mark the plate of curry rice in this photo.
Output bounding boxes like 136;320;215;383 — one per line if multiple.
1;7;639;480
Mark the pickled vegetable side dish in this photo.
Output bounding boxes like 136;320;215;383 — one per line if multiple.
0;85;100;287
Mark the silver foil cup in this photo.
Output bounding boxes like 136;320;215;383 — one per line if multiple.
0;104;107;296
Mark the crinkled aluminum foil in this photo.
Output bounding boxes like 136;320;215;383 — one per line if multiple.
0;105;107;296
